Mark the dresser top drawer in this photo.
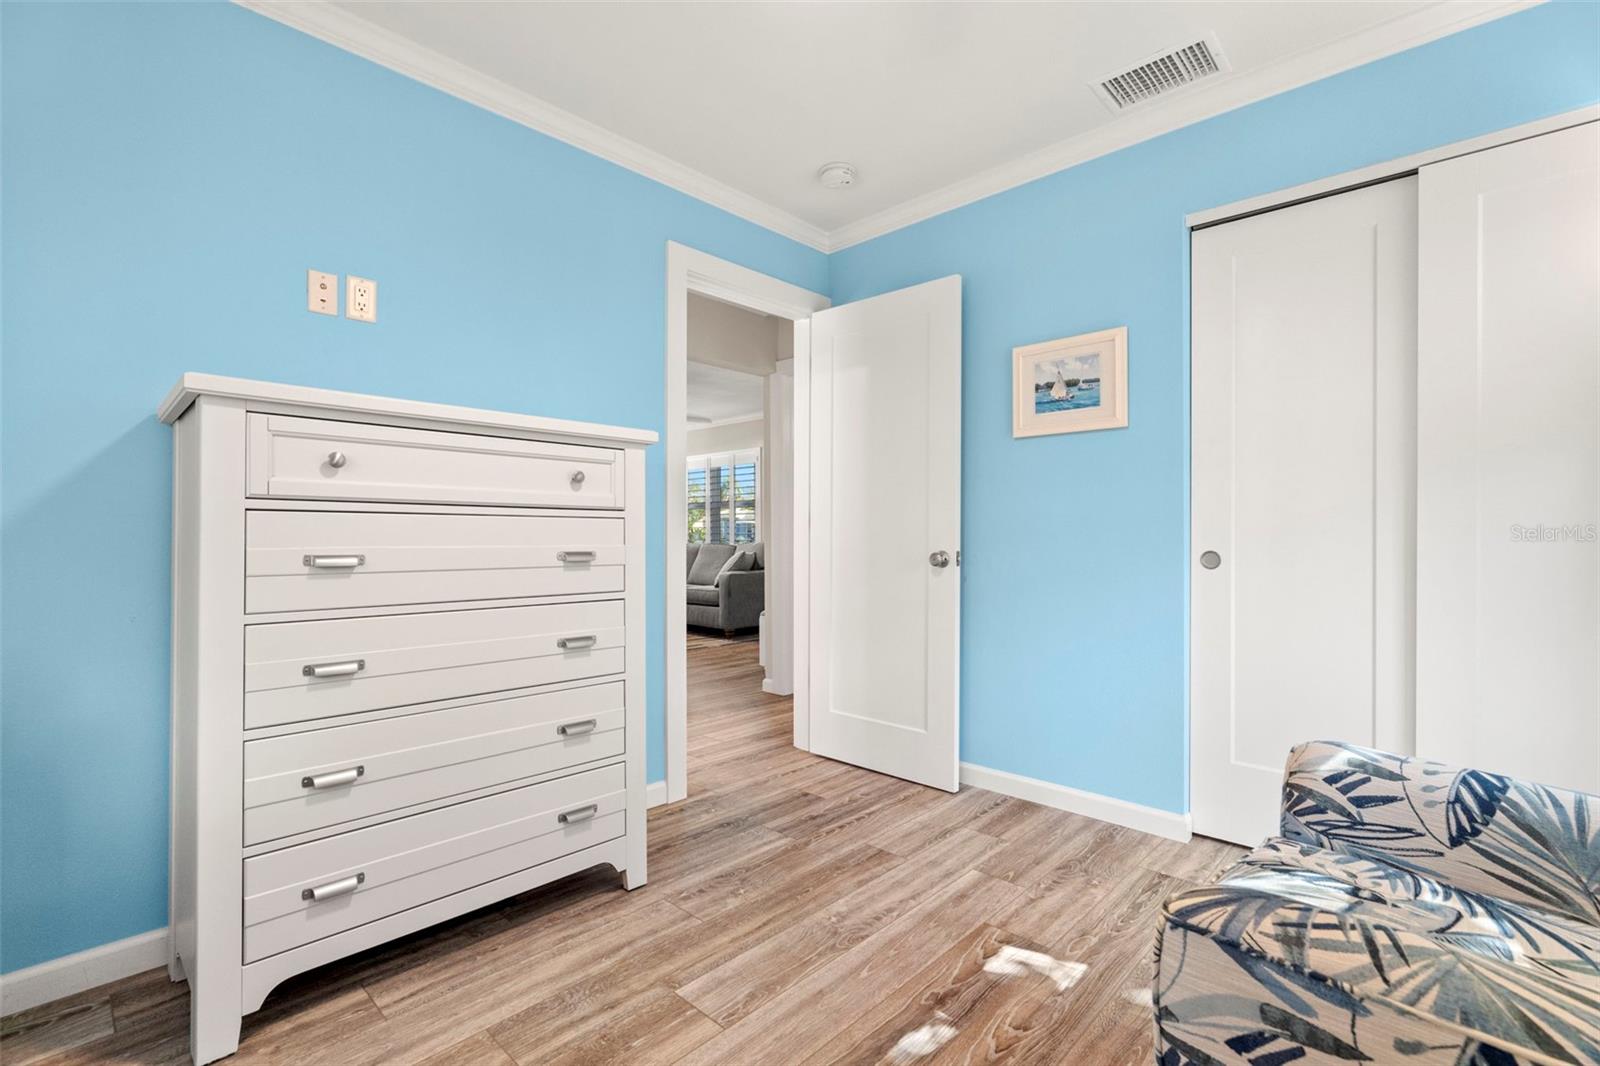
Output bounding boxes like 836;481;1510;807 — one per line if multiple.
247;413;624;509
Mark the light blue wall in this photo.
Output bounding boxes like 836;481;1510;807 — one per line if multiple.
0;0;826;973
829;1;1600;815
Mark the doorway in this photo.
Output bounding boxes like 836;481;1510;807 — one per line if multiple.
664;244;830;804
665;244;965;804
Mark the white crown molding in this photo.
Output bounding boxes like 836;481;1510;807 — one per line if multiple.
233;1;830;252
238;0;1532;256
826;0;1536;251
689;412;765;431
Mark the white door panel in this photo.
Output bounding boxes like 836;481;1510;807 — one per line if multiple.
808;276;960;791
1192;179;1418;845
1417;122;1600;793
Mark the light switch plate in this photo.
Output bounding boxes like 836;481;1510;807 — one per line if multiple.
307;269;338;315
346;275;377;323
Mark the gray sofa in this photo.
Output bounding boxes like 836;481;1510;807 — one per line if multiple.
686;541;764;635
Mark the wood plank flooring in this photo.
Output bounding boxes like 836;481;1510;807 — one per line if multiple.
2;639;1241;1066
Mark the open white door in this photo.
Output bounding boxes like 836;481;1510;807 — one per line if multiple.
806;276;961;791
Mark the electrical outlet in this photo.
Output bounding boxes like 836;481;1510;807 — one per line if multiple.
346;275;377;323
307;269;338;315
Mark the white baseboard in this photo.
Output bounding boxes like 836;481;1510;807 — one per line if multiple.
0;928;169;1017
959;762;1192;843
759;678;793;696
646;780;668;809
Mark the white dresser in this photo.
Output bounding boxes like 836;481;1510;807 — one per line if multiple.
159;375;654;1063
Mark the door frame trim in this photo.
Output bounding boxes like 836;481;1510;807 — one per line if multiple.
1188;105;1598;230
665;242;829;803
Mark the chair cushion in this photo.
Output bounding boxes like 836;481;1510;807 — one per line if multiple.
1281;740;1600;927
686;584;720;606
686;543;701;581
687;542;736;586
1161;837;1600;1061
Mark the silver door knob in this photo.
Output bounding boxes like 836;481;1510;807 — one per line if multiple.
1200;551;1221;570
327;450;348;469
929;551;951;569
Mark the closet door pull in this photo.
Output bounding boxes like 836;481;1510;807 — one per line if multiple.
302;873;364;902
558;804;598;825
557;635;597;650
303;659;366;678
557;719;597;737
301;766;365;790
303;554;366;569
556;550;595;563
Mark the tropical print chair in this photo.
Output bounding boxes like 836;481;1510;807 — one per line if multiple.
1154;741;1600;1065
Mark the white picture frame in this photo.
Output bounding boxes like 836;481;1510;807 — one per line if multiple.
1013;326;1128;438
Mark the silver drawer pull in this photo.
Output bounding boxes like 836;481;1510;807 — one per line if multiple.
327;450;348;469
303;554;366;569
303;659;365;678
302;872;364;902
557;635;597;650
556;550;595;563
570;470;586;487
301;765;365;790
558;804;598;825
557;719;597;737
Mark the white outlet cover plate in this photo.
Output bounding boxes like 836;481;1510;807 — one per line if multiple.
307;269;338;315
346;275;377;323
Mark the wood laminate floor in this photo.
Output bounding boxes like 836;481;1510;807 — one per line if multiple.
2;640;1241;1066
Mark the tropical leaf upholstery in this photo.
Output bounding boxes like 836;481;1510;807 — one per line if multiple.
1154;741;1600;1065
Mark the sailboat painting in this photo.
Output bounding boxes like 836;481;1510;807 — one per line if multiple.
1033;354;1103;414
1013;326;1129;438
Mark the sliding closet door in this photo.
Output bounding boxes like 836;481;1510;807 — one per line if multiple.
1417;122;1600;793
1192;178;1418;845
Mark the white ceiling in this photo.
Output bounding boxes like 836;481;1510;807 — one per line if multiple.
687;361;765;425
259;1;1525;249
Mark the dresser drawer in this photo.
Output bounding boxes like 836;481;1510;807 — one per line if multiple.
244;601;624;729
243;764;625;962
245;510;625;614
247;413;624;508
243;681;624;845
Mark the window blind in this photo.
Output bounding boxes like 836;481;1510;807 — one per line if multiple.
687;449;759;544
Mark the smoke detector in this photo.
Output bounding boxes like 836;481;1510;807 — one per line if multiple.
1092;33;1231;112
817;162;857;189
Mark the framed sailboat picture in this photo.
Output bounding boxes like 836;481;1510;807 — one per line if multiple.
1012;326;1128;438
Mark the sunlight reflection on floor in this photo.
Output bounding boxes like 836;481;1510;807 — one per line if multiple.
889;1017;959;1063
982;945;1088;991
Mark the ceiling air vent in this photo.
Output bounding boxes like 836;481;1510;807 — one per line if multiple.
1092;34;1230;112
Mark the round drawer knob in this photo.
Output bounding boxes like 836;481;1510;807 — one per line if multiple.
570;470;586;487
327;450;348;469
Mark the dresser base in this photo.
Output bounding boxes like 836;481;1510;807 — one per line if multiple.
179;838;634;1064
